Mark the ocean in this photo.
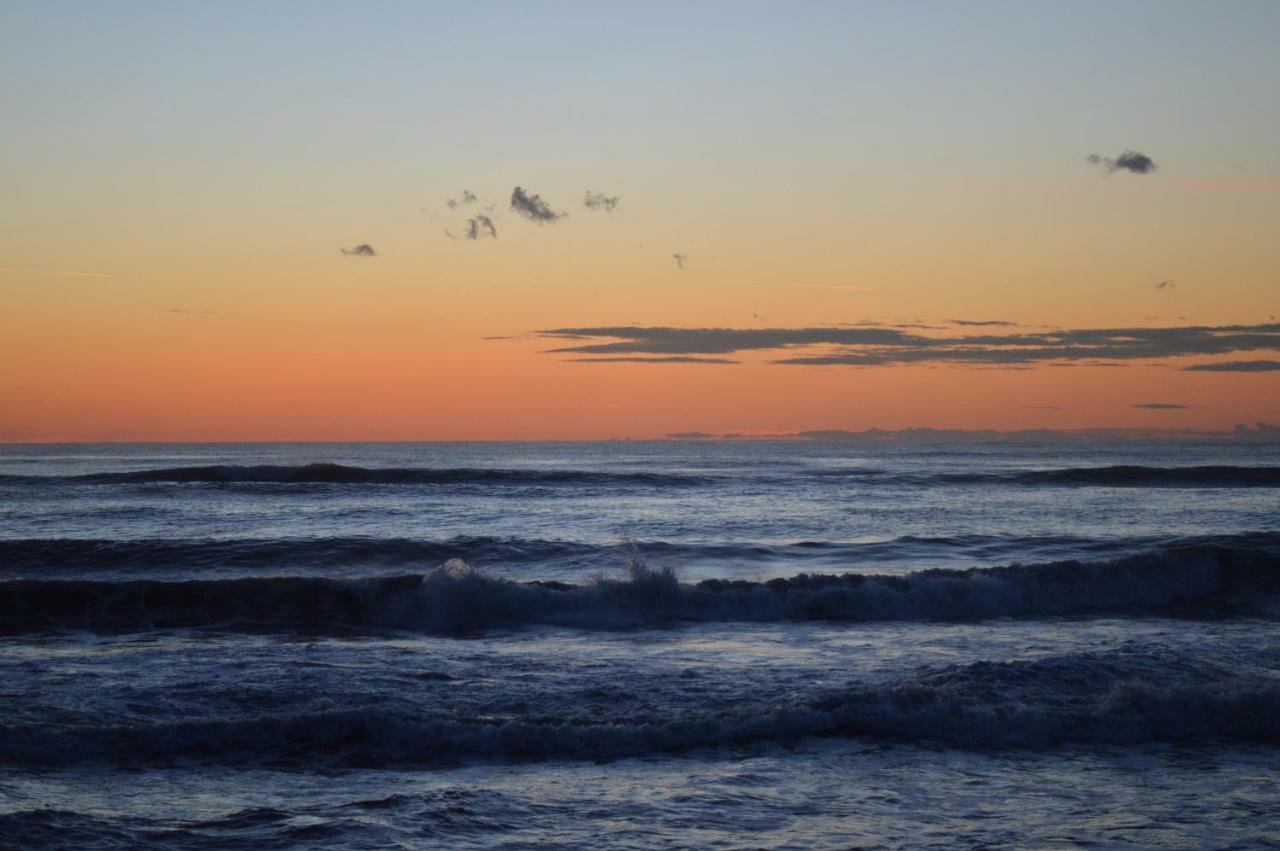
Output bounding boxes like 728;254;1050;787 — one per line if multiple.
1;440;1278;849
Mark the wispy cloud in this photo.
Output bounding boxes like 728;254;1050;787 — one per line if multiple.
447;190;478;209
466;215;497;240
531;322;1280;368
949;319;1018;327
1183;360;1280;372
1155;280;1176;290
0;267;122;279
510;187;565;223
341;243;376;257
583;191;620;212
1134;403;1189;410
1087;150;1157;174
569;355;738;364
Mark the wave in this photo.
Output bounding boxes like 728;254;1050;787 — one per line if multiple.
2;648;1277;767
3;532;1278;578
0;536;601;574
2;541;1276;635
810;465;1280;488
6;463;1278;490
0;463;708;487
988;465;1280;488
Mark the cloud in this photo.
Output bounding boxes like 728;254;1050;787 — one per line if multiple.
673;254;687;269
1156;280;1176;290
840;320;944;330
1133;403;1189;410
541;326;944;356
531;322;1280;368
583;191;620;212
1087;150;1158;174
1183;360;1280;372
510;187;565;222
465;215;497;240
949;319;1019;327
341;243;376;257
569;356;737;364
447;190;478;209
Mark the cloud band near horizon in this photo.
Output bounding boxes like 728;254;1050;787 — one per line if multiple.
531;323;1280;368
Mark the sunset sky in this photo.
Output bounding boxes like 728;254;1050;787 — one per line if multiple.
3;1;1278;441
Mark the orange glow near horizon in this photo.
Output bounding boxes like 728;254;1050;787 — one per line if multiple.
3;6;1278;441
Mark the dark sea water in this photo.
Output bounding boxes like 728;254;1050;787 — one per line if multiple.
2;440;1279;849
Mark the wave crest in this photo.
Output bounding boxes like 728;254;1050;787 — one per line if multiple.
7;532;1276;577
2;542;1275;635
810;464;1280;488
57;463;708;487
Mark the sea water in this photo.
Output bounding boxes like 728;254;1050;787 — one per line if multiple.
1;440;1278;848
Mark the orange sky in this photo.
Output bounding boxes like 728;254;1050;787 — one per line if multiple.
3;4;1278;441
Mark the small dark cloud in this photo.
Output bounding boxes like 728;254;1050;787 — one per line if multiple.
466;215;497;240
447;190;478;209
1184;360;1280;373
569;356;737;364
1156;280;1176;290
341;243;376;257
1087;150;1158;174
672;254;687;270
1134;403;1189;410
583;191;620;212
950;319;1018;327
510;187;565;222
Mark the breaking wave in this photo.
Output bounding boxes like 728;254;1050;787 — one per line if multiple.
2;648;1276;766
5;532;1276;577
2;542;1275;635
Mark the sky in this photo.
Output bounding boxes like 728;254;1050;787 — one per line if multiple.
2;0;1278;441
